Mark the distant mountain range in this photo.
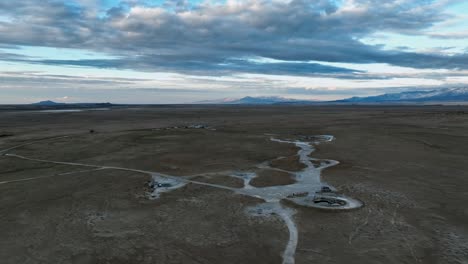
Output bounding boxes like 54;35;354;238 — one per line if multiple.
196;96;314;104
27;88;468;107
196;88;468;105
336;87;468;103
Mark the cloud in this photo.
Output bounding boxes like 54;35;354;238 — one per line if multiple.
7;57;362;76
0;0;467;77
427;31;468;39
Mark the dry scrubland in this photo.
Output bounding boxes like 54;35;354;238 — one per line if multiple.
1;105;468;264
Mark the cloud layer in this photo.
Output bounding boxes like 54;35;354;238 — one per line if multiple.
1;0;467;76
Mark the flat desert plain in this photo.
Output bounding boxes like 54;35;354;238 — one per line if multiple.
1;105;468;264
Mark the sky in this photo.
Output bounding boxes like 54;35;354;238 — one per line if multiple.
0;0;468;104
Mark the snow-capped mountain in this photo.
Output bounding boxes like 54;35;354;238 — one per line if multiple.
194;88;468;105
338;87;468;103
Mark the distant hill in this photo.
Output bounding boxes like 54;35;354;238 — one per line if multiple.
32;100;66;106
196;96;314;104
21;101;115;111
31;101;113;107
336;87;468;103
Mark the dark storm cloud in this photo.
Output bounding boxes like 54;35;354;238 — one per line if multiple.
1;0;467;75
